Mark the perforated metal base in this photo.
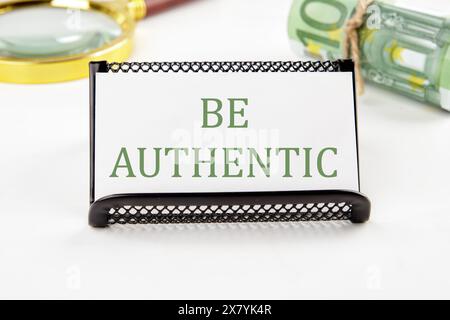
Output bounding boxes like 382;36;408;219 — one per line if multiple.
89;191;370;227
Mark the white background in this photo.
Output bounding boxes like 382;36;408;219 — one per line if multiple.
0;0;449;299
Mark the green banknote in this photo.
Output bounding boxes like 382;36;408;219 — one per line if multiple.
288;0;450;111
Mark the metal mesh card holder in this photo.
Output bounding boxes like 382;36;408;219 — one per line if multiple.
89;60;370;227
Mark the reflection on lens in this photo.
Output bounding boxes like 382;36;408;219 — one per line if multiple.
0;6;122;58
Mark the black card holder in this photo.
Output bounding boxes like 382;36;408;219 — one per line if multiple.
89;60;370;227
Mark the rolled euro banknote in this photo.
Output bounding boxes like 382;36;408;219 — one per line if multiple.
288;0;450;111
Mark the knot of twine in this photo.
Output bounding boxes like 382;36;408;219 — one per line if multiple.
343;0;374;95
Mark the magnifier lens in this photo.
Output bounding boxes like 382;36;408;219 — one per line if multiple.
0;6;123;58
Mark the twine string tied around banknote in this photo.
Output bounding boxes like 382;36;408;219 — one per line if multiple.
344;0;374;95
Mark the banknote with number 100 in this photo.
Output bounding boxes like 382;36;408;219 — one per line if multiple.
288;0;450;111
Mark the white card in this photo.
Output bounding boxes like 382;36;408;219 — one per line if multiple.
91;62;359;202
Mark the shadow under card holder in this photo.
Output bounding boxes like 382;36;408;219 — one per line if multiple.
89;60;370;227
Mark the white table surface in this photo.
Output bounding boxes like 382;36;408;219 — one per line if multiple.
1;0;449;299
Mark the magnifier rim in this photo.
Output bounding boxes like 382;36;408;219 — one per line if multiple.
0;0;135;83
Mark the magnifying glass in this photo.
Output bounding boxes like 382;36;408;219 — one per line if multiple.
0;0;193;83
